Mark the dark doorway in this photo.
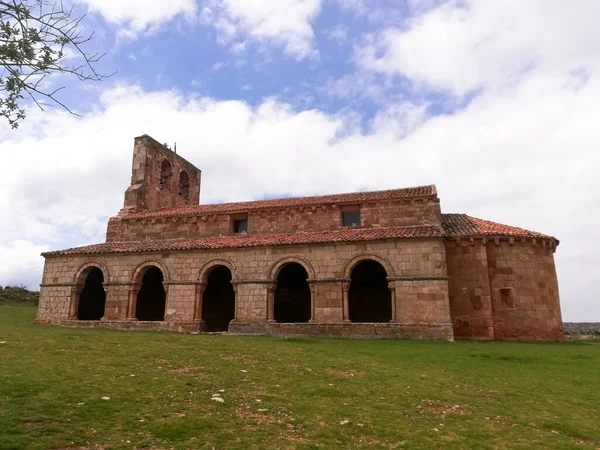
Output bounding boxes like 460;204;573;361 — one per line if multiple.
77;268;106;320
136;266;166;321
274;263;311;323
348;260;391;323
202;266;235;332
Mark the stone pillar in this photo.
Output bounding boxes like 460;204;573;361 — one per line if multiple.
127;283;141;320
100;283;108;321
308;280;316;322
388;280;397;323
231;281;239;321
103;283;131;320
193;282;206;322
266;282;277;323
342;280;351;322
69;285;82;319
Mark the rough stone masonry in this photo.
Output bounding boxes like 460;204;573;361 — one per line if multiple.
36;135;564;341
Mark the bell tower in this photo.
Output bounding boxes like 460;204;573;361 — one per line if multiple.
120;134;201;214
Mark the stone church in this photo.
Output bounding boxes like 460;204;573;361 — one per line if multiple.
36;135;564;341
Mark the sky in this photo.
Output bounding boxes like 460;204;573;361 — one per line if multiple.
0;0;598;321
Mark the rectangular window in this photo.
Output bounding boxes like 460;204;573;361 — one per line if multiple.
342;210;361;227
233;219;248;233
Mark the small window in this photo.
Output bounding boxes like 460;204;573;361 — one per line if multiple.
178;170;190;201
499;288;515;308
160;160;172;189
342;210;361;227
233;219;248;234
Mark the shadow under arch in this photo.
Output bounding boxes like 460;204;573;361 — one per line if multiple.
348;259;392;323
200;264;236;332
267;257;315;323
130;261;169;321
73;262;107;320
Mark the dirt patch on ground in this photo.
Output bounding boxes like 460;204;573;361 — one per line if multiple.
327;368;366;377
236;403;295;431
167;366;205;374
416;400;470;417
220;353;256;362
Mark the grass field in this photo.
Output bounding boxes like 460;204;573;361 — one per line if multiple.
0;302;598;450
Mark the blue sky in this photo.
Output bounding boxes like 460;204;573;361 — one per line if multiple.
0;0;598;321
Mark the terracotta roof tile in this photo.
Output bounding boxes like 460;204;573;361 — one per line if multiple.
442;214;555;240
42;225;445;256
42;213;558;257
124;185;438;219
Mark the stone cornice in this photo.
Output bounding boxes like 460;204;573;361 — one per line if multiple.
387;276;449;281
41;275;448;289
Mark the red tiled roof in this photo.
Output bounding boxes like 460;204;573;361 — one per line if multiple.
442;214;555;240
42;213;557;257
42;225;445;256
123;185;438;219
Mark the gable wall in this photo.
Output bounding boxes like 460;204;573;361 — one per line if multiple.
107;197;442;242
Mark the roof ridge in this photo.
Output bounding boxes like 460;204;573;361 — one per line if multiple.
122;184;438;219
42;223;445;256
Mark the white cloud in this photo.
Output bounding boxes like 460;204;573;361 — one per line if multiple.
76;0;197;37
326;25;349;43
204;0;322;59
0;241;49;289
357;0;600;96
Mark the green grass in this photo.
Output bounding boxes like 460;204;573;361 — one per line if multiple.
0;303;598;450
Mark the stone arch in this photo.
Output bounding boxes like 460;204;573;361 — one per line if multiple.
268;256;316;282
267;257;315;323
273;263;311;323
74;261;110;286
132;260;170;284
129;261;169;321
342;254;395;279
198;259;237;283
71;262;108;321
199;264;236;332
347;259;392;323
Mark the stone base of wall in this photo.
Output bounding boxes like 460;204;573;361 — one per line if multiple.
491;333;564;342
231;321;454;341
34;319;204;333
34;319;453;340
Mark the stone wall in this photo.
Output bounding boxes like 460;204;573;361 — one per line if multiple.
446;241;494;339
37;235;564;341
106;196;442;243
445;239;563;341
486;241;563;341
37;238;453;340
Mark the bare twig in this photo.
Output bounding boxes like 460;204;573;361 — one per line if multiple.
1;0;114;128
